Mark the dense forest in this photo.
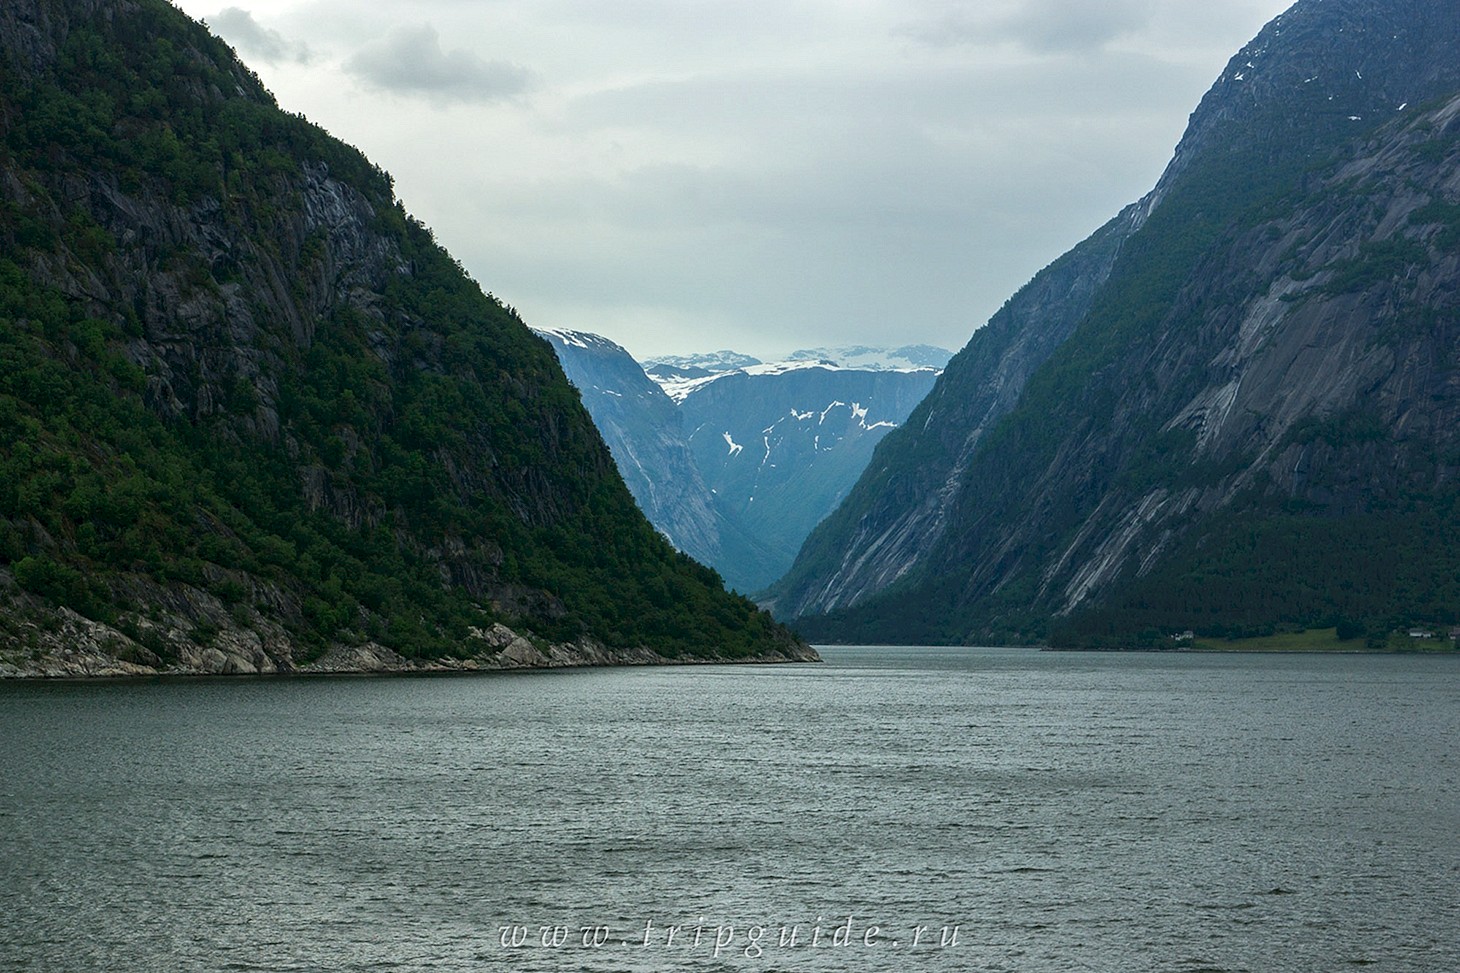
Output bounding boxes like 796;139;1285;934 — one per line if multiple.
0;0;805;670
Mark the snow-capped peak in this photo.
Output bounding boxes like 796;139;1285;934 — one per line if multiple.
532;327;628;354
645;347;950;401
785;344;954;371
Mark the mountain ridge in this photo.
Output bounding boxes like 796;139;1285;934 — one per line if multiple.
539;332;943;592
0;0;811;675
771;0;1460;646
532;327;777;594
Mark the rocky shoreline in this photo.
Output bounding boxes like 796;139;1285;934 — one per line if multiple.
0;622;820;680
0;561;818;679
0;600;820;680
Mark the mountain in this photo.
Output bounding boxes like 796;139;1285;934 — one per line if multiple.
674;361;941;590
533;328;775;592
643;344;953;383
765;214;1141;623
0;0;810;676
770;0;1460;647
544;336;943;592
783;345;955;371
643;349;764;375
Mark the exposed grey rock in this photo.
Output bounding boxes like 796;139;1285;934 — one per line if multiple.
766;205;1140;618
0;594;816;679
771;0;1460;642
539;329;943;593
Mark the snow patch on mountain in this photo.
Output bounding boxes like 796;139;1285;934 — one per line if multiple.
545;332;943;593
533;327;620;351
645;347;951;400
645;350;763;372
786;344;954;371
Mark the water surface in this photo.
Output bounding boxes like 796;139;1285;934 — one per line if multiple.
2;646;1457;971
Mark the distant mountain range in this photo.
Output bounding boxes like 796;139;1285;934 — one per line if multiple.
768;0;1460;648
644;344;953;380
537;333;949;592
531;329;778;596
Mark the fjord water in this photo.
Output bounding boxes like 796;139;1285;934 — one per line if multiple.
2;648;1457;973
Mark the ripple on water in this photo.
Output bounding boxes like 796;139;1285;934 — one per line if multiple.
1;647;1458;973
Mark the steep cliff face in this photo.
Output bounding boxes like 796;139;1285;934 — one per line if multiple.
541;332;941;593
676;362;941;590
534;328;774;593
0;0;810;674
765;209;1141;618
775;0;1460;645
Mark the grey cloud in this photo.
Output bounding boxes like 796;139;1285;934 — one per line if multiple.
345;24;533;104
279;0;1287;357
561;52;1204;151
910;0;1155;54
437;95;1173;356
536;0;823;40
999;0;1153;52
210;7;312;64
429;43;1213;353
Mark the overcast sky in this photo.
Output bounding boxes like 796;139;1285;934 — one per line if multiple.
172;0;1293;361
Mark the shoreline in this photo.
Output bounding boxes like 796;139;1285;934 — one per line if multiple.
808;642;1457;656
0;609;821;681
0;652;823;683
0;646;823;682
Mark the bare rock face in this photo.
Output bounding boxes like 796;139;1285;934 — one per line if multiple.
533;329;776;594
539;329;945;594
765;205;1142;619
0;576;817;678
774;0;1460;645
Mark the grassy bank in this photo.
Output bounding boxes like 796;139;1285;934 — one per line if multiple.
1189;628;1460;653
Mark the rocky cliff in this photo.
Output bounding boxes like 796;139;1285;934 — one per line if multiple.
675;361;941;591
534;328;775;594
765;209;1141;619
0;0;812;674
772;0;1460;646
544;334;944;593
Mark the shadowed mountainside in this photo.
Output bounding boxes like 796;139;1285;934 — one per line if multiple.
771;0;1460;648
0;0;810;675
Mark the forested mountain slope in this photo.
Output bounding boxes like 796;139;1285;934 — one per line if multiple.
0;0;809;675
